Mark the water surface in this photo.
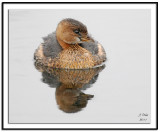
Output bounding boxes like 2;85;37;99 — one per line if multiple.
9;9;151;123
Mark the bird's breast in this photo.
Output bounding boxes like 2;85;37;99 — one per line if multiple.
58;44;95;69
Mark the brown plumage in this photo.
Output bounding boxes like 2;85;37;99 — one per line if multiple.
34;18;106;69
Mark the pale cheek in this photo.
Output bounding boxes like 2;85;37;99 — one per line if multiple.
62;33;80;44
67;37;80;44
74;37;80;43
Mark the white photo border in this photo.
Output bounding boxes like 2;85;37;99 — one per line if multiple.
2;2;158;130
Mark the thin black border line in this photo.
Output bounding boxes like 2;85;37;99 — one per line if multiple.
1;2;158;4
156;2;158;130
1;1;4;131
8;10;9;124
2;2;158;130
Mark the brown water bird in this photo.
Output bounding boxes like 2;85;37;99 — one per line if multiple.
34;18;106;69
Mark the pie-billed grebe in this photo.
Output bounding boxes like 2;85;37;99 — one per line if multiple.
34;18;106;69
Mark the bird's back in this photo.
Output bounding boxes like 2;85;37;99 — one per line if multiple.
42;32;63;58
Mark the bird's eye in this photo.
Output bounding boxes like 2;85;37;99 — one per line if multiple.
74;29;80;34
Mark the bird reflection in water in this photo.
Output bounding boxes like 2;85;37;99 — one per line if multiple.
34;62;105;113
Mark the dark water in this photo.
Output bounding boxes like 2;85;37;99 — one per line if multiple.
9;10;151;123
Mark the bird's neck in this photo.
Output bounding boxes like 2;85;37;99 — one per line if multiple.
56;36;70;49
